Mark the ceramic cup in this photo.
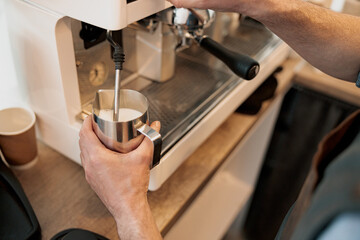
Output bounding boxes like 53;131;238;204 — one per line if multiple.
92;89;162;168
0;107;38;168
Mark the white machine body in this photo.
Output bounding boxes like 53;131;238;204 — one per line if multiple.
2;0;289;190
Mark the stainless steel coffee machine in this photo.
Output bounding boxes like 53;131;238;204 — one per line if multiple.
4;0;289;190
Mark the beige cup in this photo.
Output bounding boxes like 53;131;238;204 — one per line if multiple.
0;107;38;168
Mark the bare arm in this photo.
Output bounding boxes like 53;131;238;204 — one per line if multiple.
169;0;360;82
259;0;360;82
79;116;162;240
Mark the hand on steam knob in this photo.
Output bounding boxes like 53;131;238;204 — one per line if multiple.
167;0;276;20
167;0;360;82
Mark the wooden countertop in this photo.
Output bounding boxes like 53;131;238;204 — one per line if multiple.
12;58;297;240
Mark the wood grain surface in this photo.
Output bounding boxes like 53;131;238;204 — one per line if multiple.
12;58;296;240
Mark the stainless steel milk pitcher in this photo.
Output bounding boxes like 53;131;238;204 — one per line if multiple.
92;89;162;168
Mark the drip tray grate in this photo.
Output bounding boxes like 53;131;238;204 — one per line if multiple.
140;56;235;154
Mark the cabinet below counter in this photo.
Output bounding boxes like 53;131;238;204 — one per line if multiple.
12;58;298;240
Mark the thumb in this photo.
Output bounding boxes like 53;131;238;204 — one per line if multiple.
150;121;161;133
134;121;162;158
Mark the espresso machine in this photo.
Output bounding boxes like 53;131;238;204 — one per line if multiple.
4;0;289;190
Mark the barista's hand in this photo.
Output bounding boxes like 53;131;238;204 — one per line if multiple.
167;0;278;20
79;116;162;240
167;0;360;81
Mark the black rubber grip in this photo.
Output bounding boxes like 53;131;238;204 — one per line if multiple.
113;47;125;70
199;37;260;80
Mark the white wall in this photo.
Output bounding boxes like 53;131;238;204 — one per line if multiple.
0;0;27;109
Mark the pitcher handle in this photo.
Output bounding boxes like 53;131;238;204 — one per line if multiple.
135;122;162;168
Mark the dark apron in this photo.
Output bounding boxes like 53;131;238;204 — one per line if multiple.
277;109;360;239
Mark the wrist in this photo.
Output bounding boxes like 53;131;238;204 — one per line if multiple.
113;194;148;228
113;196;162;240
111;193;148;220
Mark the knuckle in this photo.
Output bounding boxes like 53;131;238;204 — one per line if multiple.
84;170;91;183
83;159;96;182
172;0;183;8
79;128;85;139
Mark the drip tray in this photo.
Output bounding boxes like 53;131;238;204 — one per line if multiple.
141;57;236;155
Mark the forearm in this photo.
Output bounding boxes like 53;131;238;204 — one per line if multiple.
79;117;163;239
170;0;360;82
255;0;360;82
114;196;162;240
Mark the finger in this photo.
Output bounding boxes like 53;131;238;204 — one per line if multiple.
167;0;204;9
151;121;161;133
80;152;85;166
134;121;162;161
79;115;108;156
168;0;183;8
79;114;93;134
80;116;103;147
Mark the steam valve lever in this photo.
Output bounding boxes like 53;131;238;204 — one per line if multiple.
196;36;260;80
159;7;260;80
106;30;125;121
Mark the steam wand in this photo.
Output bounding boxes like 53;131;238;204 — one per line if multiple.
106;30;125;121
